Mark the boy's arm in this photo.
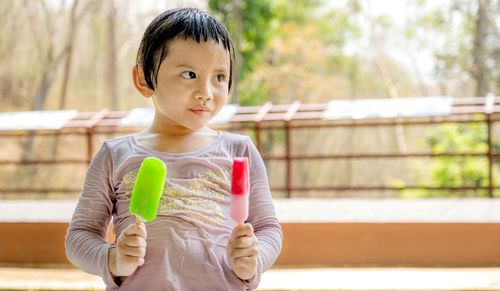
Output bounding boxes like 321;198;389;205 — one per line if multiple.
65;143;119;288
241;137;283;289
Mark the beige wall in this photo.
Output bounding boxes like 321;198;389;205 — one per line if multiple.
1;222;499;267
276;222;500;266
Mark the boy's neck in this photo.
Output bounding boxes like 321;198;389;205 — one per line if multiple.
135;126;219;154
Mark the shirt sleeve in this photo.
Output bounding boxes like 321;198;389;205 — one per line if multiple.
65;143;120;288
241;137;283;290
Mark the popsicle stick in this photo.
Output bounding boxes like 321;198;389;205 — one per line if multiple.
136;216;142;225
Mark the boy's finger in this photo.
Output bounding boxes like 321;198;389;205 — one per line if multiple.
232;223;254;238
124;223;147;238
124;236;147;248
231;236;258;249
120;245;146;258
229;245;259;260
121;254;145;266
233;256;258;268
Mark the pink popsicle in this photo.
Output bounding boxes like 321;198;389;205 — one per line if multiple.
231;157;250;224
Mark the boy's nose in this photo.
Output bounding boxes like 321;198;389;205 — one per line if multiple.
195;80;214;101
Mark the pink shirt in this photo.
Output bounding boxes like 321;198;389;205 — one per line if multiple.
65;132;282;290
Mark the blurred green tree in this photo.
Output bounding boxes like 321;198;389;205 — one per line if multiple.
394;0;500;198
395;121;500;198
208;0;278;105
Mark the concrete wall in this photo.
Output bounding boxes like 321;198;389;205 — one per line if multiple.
0;222;115;265
276;222;500;266
1;222;499;267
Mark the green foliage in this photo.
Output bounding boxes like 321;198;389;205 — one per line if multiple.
208;0;278;105
238;82;270;106
208;0;277;81
316;6;361;76
396;122;500;198
317;6;361;47
274;0;325;24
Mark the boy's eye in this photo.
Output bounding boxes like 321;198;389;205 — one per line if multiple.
181;71;196;79
215;74;225;83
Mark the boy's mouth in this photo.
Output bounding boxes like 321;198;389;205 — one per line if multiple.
190;107;211;114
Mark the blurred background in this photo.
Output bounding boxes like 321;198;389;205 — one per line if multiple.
2;0;499;110
0;0;499;290
0;0;499;199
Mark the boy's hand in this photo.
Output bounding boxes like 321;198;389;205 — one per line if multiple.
226;223;259;280
108;222;147;277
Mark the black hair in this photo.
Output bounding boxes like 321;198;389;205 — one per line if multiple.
136;8;234;91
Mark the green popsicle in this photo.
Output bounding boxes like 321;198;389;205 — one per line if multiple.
130;157;167;224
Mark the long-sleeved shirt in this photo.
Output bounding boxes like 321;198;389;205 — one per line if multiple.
65;131;283;291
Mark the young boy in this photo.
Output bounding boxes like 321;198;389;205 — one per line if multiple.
65;7;282;291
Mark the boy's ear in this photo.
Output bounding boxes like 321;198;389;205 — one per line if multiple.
132;65;154;98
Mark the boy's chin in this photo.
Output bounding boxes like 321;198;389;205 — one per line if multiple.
184;122;209;132
189;117;214;130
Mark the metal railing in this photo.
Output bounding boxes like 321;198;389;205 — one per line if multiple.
1;95;499;198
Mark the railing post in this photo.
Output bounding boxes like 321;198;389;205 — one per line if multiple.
283;101;300;198
255;122;263;155
484;93;495;198
253;102;272;155
87;128;93;165
285;121;291;198
485;93;495;198
85;109;109;165
487;114;493;198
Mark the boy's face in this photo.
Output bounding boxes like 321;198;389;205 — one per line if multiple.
151;38;231;132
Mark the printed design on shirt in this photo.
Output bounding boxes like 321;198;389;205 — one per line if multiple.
123;167;230;227
122;170;137;193
158;168;229;226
